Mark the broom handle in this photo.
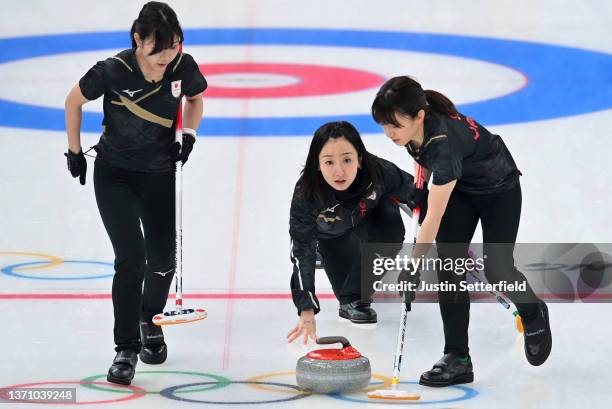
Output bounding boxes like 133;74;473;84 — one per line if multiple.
174;55;184;312
390;164;424;387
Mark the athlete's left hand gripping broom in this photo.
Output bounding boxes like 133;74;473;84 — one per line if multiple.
154;50;207;326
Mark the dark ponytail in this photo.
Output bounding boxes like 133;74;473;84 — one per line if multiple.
130;1;184;55
372;76;457;126
423;89;457;117
299;121;378;204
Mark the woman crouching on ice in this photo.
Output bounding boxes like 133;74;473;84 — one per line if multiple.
287;121;426;344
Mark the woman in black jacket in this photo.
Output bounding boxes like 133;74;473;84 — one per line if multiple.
64;2;206;385
286;121;426;344
371;76;551;387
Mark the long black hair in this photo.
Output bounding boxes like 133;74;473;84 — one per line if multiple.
371;76;458;126
299;121;378;204
131;2;184;55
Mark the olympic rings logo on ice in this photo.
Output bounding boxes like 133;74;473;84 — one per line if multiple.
0;371;479;405
0;251;114;280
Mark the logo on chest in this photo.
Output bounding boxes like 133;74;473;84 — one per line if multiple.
171;80;182;98
318;203;342;223
122;88;143;98
359;200;368;218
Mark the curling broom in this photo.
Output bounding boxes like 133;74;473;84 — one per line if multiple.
153;45;207;326
367;165;425;401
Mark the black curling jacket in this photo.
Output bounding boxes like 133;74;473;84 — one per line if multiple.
289;155;419;314
407;111;520;194
79;49;207;172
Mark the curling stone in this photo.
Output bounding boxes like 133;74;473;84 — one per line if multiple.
296;336;371;394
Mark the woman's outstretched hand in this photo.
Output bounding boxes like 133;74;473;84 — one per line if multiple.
287;309;317;345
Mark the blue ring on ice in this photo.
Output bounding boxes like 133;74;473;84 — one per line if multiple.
0;28;611;136
330;380;478;404
1;260;114;280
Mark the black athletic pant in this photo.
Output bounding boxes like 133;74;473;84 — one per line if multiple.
435;183;540;357
318;197;405;305
94;160;176;352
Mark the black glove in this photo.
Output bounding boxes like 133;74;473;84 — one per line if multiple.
408;185;428;224
166;132;196;165
398;266;421;311
64;149;87;185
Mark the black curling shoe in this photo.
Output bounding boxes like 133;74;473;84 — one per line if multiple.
419;353;474;387
339;301;377;324
139;322;167;365
522;301;552;366
107;350;138;385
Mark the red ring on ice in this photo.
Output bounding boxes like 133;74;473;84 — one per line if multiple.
199;63;385;98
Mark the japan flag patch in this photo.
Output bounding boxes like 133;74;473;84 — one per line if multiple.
171;80;182;98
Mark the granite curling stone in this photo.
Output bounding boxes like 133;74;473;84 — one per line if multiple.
296;336;371;394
